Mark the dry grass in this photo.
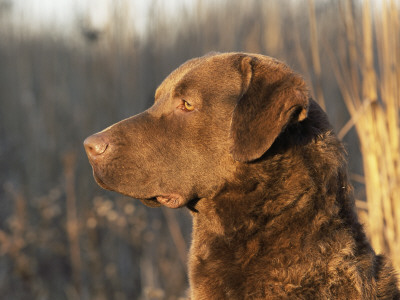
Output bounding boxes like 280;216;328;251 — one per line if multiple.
324;0;400;271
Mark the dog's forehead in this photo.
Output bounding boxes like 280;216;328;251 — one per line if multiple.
158;57;204;93
155;54;241;101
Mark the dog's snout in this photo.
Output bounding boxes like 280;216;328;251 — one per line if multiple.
84;134;109;158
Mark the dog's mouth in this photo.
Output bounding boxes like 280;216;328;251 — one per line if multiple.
90;161;187;208
155;194;185;208
92;171;114;191
140;198;162;207
92;170;186;208
139;195;184;208
141;194;186;208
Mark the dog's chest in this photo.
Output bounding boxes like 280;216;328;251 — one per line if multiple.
188;232;309;299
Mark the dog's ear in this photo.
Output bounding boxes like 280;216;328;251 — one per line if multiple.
230;55;309;162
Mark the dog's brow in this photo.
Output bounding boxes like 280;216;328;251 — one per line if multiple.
172;82;189;99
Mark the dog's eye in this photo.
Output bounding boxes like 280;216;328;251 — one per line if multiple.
182;100;195;112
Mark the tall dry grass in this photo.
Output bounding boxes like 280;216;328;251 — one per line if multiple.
325;0;400;270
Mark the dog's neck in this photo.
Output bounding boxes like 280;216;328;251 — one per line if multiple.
188;130;356;243
189;155;314;240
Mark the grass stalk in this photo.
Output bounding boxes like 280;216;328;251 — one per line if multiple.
330;0;400;271
307;0;325;110
63;152;83;298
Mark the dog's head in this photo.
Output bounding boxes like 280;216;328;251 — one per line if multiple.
84;53;309;208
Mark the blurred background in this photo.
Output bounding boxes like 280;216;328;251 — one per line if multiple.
0;0;399;299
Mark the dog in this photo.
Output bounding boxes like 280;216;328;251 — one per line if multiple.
84;52;399;299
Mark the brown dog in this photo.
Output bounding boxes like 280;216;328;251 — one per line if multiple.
84;53;399;299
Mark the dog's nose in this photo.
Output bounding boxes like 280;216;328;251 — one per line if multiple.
84;134;109;158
